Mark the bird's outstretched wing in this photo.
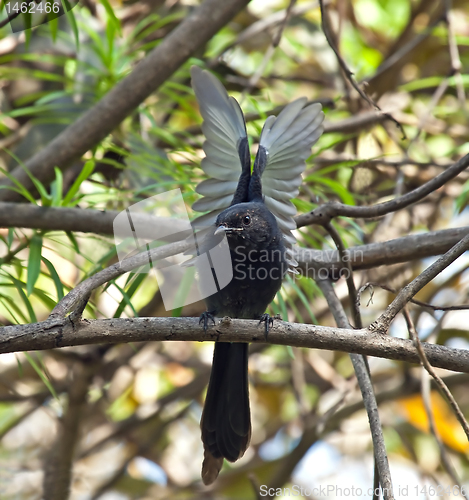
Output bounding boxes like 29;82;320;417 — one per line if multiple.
190;66;250;231
190;67;325;267
254;99;325;250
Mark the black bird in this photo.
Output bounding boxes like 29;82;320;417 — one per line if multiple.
190;66;324;484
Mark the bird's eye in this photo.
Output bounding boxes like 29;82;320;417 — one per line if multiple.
243;215;251;225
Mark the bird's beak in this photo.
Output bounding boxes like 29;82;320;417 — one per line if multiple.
214;224;229;235
214;224;242;235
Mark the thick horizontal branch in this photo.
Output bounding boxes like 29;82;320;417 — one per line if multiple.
0;203;186;238
1;317;468;373
297;226;469;271
1;202;467;271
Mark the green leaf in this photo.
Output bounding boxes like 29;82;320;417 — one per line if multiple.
23;352;60;402
7;228;14;250
62;160;95;206
275;292;288;322
0;294;29;324
65;231;80;254
0;165;37;204
42;257;64;301
27;234;43;296
31;176;52;206
24;13;32;49
286;345;295;359
455;180;469;213
48;12;59;42
286;275;317;323
7;275;37;323
16;355;23;377
0;148;54;205
309;176;356;206
114;273;147;318
62;0;79;49
112;282;138;318
100;0;122;36
51;167;63;206
172;267;197;318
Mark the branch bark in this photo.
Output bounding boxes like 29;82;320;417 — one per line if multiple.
315;279;393;500
2;316;469;373
374;232;469;331
42;359;98;500
1;202;467;272
296;153;469;227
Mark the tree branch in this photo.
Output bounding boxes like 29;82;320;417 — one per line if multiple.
1;202;467;272
318;0;404;139
374;232;469;331
0;202;187;238
49;239;190;318
297;226;469;272
296;153;469;227
42;358;98;500
2;316;469;373
403;308;469;442
315;279;393;500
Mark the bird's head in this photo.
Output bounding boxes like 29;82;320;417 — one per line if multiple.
214;202;281;251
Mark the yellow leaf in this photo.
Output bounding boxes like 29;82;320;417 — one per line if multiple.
398;392;469;453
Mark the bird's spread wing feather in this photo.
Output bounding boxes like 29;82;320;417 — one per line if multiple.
256;99;324;269
258;99;324;245
191;67;249;231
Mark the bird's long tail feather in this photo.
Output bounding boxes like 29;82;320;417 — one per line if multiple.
201;342;251;485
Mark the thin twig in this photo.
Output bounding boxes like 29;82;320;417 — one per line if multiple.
444;0;466;105
296;152;469;226
318;0;405;139
409;72;450;146
214;1;318;57
358;282;469;312
322;224;386;498
403;308;469;500
403;308;469;442
241;0;297;103
248;474;263;500
374;232;469;331
272;0;297;48
366;13;446;85
316;279;394;500
324;222;361;328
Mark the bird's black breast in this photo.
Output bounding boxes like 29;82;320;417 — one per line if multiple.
205;243;286;319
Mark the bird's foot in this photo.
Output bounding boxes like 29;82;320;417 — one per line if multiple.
199;311;216;332
259;313;274;340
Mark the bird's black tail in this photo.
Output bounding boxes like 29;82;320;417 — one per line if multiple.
201;342;251;485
